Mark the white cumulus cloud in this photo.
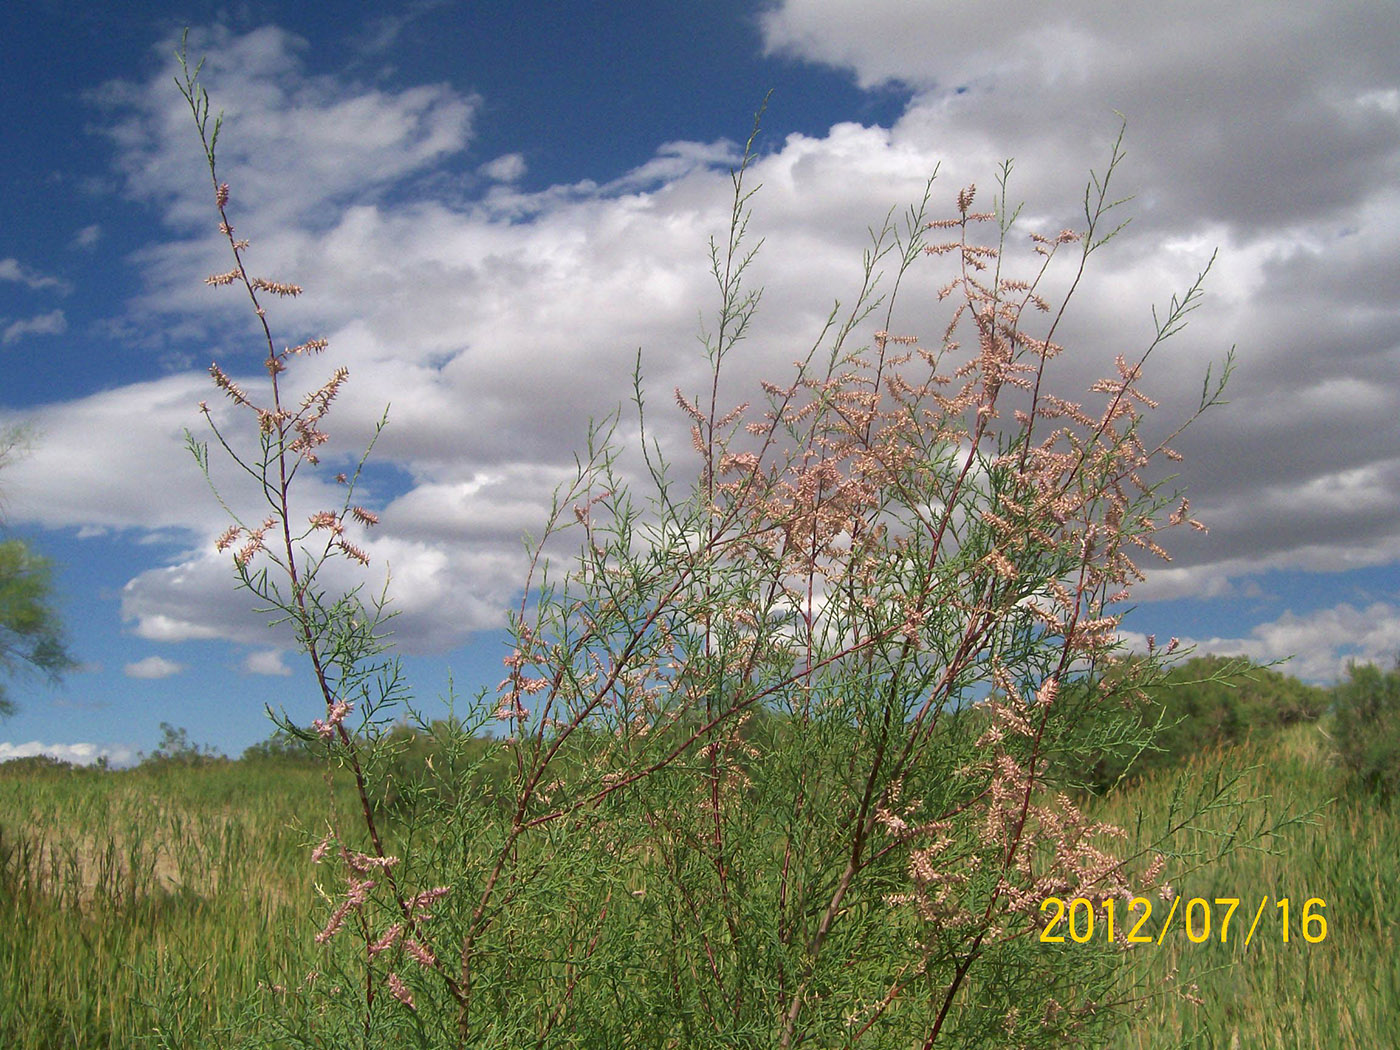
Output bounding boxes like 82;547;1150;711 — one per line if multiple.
124;655;185;679
479;152;526;182
243;649;293;676
3;8;1397;688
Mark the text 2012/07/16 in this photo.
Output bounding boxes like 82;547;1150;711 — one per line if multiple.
1039;895;1328;946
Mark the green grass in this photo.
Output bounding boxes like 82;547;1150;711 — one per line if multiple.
1;724;1394;1048
0;757;357;1049
1093;723;1400;1049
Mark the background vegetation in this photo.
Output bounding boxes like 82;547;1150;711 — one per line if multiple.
0;424;75;720
2;658;1397;1048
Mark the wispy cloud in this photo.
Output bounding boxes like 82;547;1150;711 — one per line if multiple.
353;0;452;56
51;695;110;711
0;257;70;292
2;309;67;345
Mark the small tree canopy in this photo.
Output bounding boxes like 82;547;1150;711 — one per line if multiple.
0;537;76;717
142;721;221;765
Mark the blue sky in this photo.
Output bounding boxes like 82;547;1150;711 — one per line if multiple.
2;1;1398;765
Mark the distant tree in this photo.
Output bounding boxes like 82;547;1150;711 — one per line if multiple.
142;721;222;765
0;424;76;718
0;752;75;773
1332;659;1400;797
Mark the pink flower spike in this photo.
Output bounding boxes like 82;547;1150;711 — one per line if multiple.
346;851;399;873
404;937;438;970
386;972;415;1009
315;901;351;944
410;886;451;913
369;923;404;957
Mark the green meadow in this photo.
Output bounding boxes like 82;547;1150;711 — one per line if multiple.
1095;724;1399;1048
0;756;350;1048
1;661;1396;1048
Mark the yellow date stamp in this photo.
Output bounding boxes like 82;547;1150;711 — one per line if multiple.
1039;895;1328;946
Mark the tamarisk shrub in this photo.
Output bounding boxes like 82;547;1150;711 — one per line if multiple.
177;39;1281;1050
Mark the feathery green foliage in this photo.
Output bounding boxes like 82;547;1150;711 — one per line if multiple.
0;536;75;719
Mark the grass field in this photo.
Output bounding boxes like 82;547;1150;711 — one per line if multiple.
0;757;358;1048
0;719;1393;1048
1094;723;1399;1049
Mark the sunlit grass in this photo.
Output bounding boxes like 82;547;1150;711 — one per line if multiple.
2;723;1394;1048
1093;722;1400;1049
0;757;356;1049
